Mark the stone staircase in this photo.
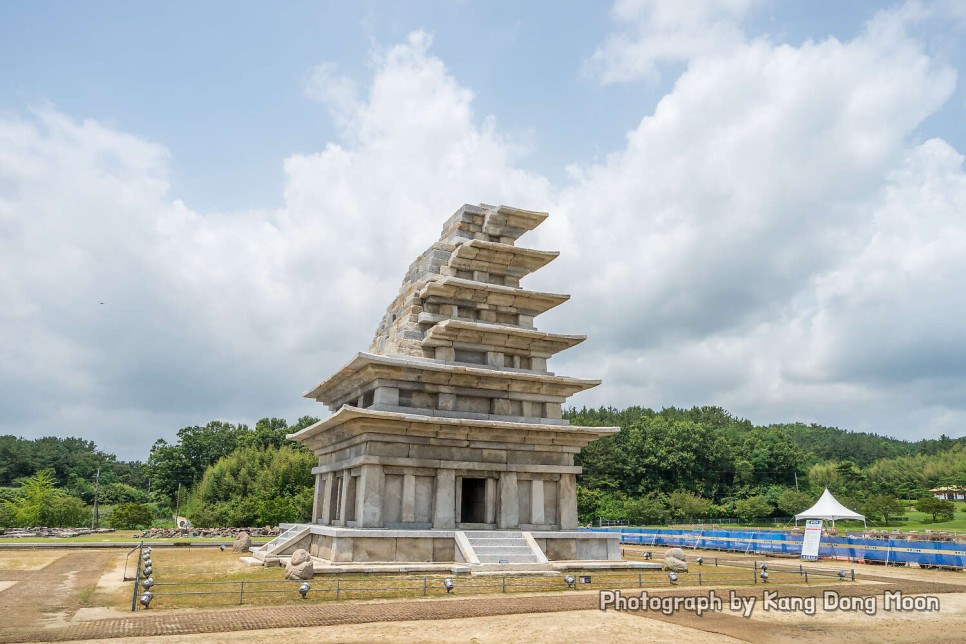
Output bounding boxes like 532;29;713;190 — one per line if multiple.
251;524;311;562
461;531;547;565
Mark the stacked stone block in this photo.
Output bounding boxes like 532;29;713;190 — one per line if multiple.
289;204;617;539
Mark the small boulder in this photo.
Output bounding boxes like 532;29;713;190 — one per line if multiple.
289;548;311;566
232;532;252;553
285;549;314;580
664;547;688;572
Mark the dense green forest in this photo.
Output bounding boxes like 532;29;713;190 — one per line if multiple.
2;406;964;528
567;406;966;523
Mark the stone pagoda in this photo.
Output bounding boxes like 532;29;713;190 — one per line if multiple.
283;204;619;564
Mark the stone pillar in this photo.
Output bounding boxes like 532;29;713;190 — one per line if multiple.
401;473;416;523
336;472;350;525
530;479;545;525
558;473;578;530
356;464;385;527
433;469;456;529
373;386;399;406
438;393;457;411
312;474;324;523
320;472;335;525
498;472;519;529
484;477;497;524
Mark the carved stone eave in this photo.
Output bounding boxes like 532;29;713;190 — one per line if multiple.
447;239;559;278
287;405;619;450
417;276;569;316
422;319;585;358
303;352;601;406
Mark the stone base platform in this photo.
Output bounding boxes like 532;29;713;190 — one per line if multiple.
253;524;622;567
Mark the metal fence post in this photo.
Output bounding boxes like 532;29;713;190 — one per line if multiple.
239;580;244;605
638;573;642;588
502;575;506;593
130;542;143;612
423;576;427;596
336;577;341;600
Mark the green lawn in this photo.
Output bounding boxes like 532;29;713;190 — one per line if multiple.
0;532;271;544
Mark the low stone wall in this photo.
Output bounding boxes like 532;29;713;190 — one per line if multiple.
532;531;621;561
0;528;115;538
135;527;280;539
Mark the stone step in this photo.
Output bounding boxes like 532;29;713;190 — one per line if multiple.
477;554;539;563
472;546;535;555
466;538;529;547
463;531;526;538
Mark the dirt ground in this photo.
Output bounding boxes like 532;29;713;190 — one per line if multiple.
1;546;964;643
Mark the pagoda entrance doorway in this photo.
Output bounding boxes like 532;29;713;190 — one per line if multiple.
460;478;486;524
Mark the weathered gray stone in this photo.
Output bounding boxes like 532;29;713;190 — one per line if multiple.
665;547;689;572
288;204;620;563
232;532;252;553
285;557;314;580
289;548;311;566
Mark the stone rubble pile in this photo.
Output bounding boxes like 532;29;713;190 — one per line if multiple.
134;526;280;539
0;527;115;538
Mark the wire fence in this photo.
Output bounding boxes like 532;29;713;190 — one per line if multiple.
131;553;856;610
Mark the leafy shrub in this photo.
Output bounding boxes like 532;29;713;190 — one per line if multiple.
109;503;154;529
43;496;91;527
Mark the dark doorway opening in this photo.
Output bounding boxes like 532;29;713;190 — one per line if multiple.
461;478;486;523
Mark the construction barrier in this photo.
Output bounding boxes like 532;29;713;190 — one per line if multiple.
586;527;966;568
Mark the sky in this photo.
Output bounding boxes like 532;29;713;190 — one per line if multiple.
2;0;965;460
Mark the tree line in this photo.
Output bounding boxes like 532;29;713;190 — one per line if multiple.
568;406;966;524
2;406;964;529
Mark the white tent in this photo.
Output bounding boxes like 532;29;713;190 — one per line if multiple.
794;488;866;528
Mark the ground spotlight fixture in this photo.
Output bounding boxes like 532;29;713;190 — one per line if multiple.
142;577;154;590
837;570;847;579
696;556;703;565
220;544;226;552
139;592;153;608
444;577;455;593
299;582;310;598
564;575;575;589
760;571;769;582
668;572;678;584
643;552;652;560
759;562;768;571
143;566;152;576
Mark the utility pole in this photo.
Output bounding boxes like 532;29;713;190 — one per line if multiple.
794;472;800;492
91;467;101;530
174;482;182;529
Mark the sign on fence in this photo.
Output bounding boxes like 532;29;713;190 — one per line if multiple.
801;519;822;560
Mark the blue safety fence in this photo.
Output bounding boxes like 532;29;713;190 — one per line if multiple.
584;527;966;568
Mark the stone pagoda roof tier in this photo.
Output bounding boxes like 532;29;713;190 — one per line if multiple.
446;239;559;279
440;204;548;244
422;319;584;358
287;405;620;454
416;277;569;316
304;352;600;408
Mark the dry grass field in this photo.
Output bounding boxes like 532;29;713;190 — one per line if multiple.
1;544;964;643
